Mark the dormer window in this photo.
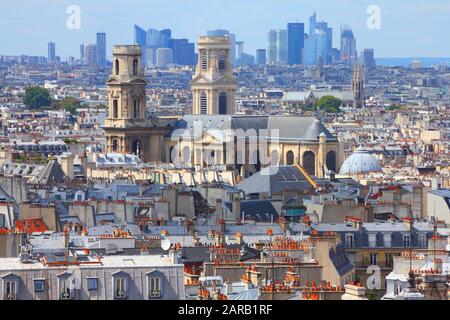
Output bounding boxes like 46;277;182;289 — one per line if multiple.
114;277;127;299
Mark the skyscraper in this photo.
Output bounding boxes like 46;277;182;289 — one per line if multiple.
287;23;305;65
96;32;107;67
266;30;277;64
84;44;97;66
156;48;173;68
134;25;147;62
160;29;172;48
340;25;357;65
169;39;196;66
256;49;266;65
304;13;332;65
48;42;56;63
361;49;376;70
276;29;288;64
80;44;85;61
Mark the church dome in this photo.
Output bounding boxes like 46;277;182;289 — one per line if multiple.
339;147;382;175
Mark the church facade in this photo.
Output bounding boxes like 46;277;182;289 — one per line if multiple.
103;37;344;178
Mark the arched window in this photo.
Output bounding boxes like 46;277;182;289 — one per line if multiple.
113;100;118;118
219;92;227;115
200;92;207;114
302;151;316;176
326;151;337;173
132;59;138;75
201;51;208;70
115;59;120;75
286;151;295;165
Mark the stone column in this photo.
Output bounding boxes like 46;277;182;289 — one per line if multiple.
318;133;327;178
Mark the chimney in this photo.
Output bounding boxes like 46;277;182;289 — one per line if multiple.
250;268;263;286
215;199;222;218
231;194;241;221
402;217;413;231
60;153;75;180
236;232;244;245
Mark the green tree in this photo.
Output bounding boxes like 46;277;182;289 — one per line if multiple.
314;95;342;113
23;86;52;109
386;104;402;111
60;97;81;115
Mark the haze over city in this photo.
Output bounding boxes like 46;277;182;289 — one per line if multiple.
1;0;450;59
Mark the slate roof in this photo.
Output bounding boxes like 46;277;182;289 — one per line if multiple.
236;165;316;195
169;115;336;142
224;199;279;222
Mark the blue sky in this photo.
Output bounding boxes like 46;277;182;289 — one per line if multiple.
1;0;449;59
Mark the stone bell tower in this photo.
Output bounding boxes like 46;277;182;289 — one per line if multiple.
191;36;237;115
103;45;157;162
352;64;364;108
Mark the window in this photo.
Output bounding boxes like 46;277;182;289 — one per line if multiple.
113;100;118;118
370;253;378;266
114;277;127;299
403;234;411;247
34;279;45;293
200;92;207;114
115;59;120;75
418;234;427;248
218;59;226;71
345;234;355;248
133;59;138;75
87;278;98;291
368;233;377;248
201;51;208;70
385;253;393;268
60;279;72;300
149;277;162;298
133;100;140;118
383;233;392;248
5;281;17;300
218;92;227;115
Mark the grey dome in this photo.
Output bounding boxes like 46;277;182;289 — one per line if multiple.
339;147;382;175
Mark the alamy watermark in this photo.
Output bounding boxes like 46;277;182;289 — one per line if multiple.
66;5;81;30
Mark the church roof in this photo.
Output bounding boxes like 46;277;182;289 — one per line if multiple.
169;115;336;142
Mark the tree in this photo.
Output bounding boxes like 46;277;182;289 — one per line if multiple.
314;95;342;113
23;86;52;109
386;104;402;111
60;97;81;115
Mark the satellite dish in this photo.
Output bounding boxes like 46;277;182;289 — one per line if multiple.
161;238;171;251
445;244;450;252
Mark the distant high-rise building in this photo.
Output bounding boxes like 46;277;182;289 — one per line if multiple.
96;32;107;67
276;29;288;64
305;13;332;65
340;25;357;65
84;44;97;66
156;48;173;68
80;44;85;61
266;30;277;64
256;49;266;65
134;25;147;62
236;41;244;61
48;42;56;63
287;23;305;65
169;39;196;66
361;48;376;70
160;29;172;48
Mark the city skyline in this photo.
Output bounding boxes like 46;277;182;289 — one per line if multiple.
1;0;450;59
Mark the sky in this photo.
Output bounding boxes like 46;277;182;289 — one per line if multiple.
1;0;449;60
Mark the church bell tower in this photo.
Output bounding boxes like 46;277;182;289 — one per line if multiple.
352;64;364;108
191;36;238;115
